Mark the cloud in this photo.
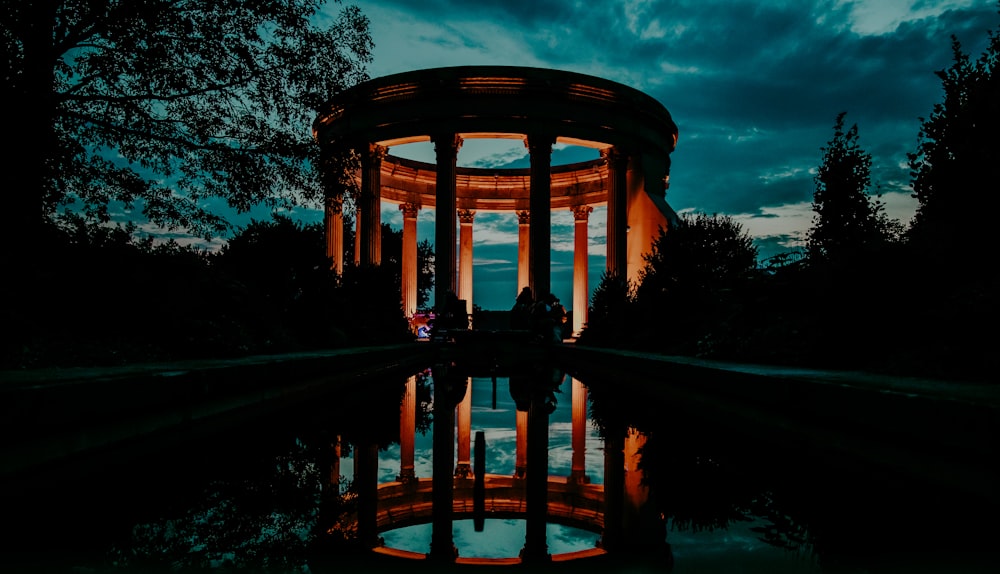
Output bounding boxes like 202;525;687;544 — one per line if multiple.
334;0;997;308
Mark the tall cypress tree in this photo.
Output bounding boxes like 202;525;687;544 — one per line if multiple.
807;113;896;264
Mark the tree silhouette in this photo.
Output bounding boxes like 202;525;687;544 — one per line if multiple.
632;214;757;356
577;271;633;348
807;112;899;264
378;223;435;310
1;1;372;249
908;18;1000;269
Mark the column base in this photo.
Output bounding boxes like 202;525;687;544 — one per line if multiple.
513;466;526;480
519;544;551;563
569;469;590;485
427;543;458;562
454;463;472;479
396;469;417;484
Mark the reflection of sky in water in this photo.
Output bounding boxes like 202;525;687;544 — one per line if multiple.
342;375;820;569
381;519;600;557
354;376;605;486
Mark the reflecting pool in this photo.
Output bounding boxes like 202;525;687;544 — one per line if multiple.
1;355;995;573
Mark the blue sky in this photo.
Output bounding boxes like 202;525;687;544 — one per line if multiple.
151;0;998;311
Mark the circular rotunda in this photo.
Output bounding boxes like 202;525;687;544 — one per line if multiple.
313;66;679;332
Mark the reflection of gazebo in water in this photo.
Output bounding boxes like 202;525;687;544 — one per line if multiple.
339;351;668;565
313;66;679;334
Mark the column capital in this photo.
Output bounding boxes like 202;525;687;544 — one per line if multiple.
400;202;420;219
600;146;629;167
432;133;464;155
525;133;556;154
571;204;594;221
360;142;388;161
325;195;343;215
517;210;530;225
458;208;476;224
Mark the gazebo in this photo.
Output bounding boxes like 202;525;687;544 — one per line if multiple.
312;66;679;333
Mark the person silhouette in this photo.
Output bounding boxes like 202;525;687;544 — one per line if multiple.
510;286;533;330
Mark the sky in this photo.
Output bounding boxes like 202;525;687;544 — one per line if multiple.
333;0;997;311
170;0;999;311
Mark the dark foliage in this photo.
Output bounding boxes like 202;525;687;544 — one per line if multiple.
576;271;634;348
630;214;758;357
1;0;373;247
1;214;416;369
908;24;1000;270
807;112;900;264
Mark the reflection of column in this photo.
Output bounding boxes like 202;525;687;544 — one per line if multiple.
571;205;593;336
514;410;528;479
517;210;530;292
355;440;380;549
324;195;344;273
455;377;472;478
601;423;625;552
570;378;589;485
398;376;416;484
527;135;554;300
603;147;628;277
400;203;420;319
521;381;551;563
433;135;462;313
623;427;669;554
458;209;475;321
430;370;464;562
359;143;387;266
624;426;648;534
353;208;361;266
330;434;342;489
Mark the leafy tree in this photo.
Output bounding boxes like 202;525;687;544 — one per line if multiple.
378;223;435;310
633;214;758;356
637;214;758;299
908;17;1000;266
1;1;372;251
577;271;634;348
807;113;899;264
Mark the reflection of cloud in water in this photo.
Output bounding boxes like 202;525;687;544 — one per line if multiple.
377;444;400;483
364;399;605;484
380;519;599;558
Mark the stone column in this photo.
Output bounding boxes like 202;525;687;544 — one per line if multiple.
527;135;554;300
517;210;530;293
324;195;344;273
458;209;475;322
433;134;462;313
397;376;417;484
571;205;593;336
400;203;420;319
602;147;629;278
353;209;361;266
455;377;473;479
514;410;528;479
358;143;387;266
570;377;589;485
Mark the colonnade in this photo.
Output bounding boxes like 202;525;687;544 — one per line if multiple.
339;373;661;562
323;136;643;335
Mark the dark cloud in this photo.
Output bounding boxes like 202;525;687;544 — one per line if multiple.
345;0;997;307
